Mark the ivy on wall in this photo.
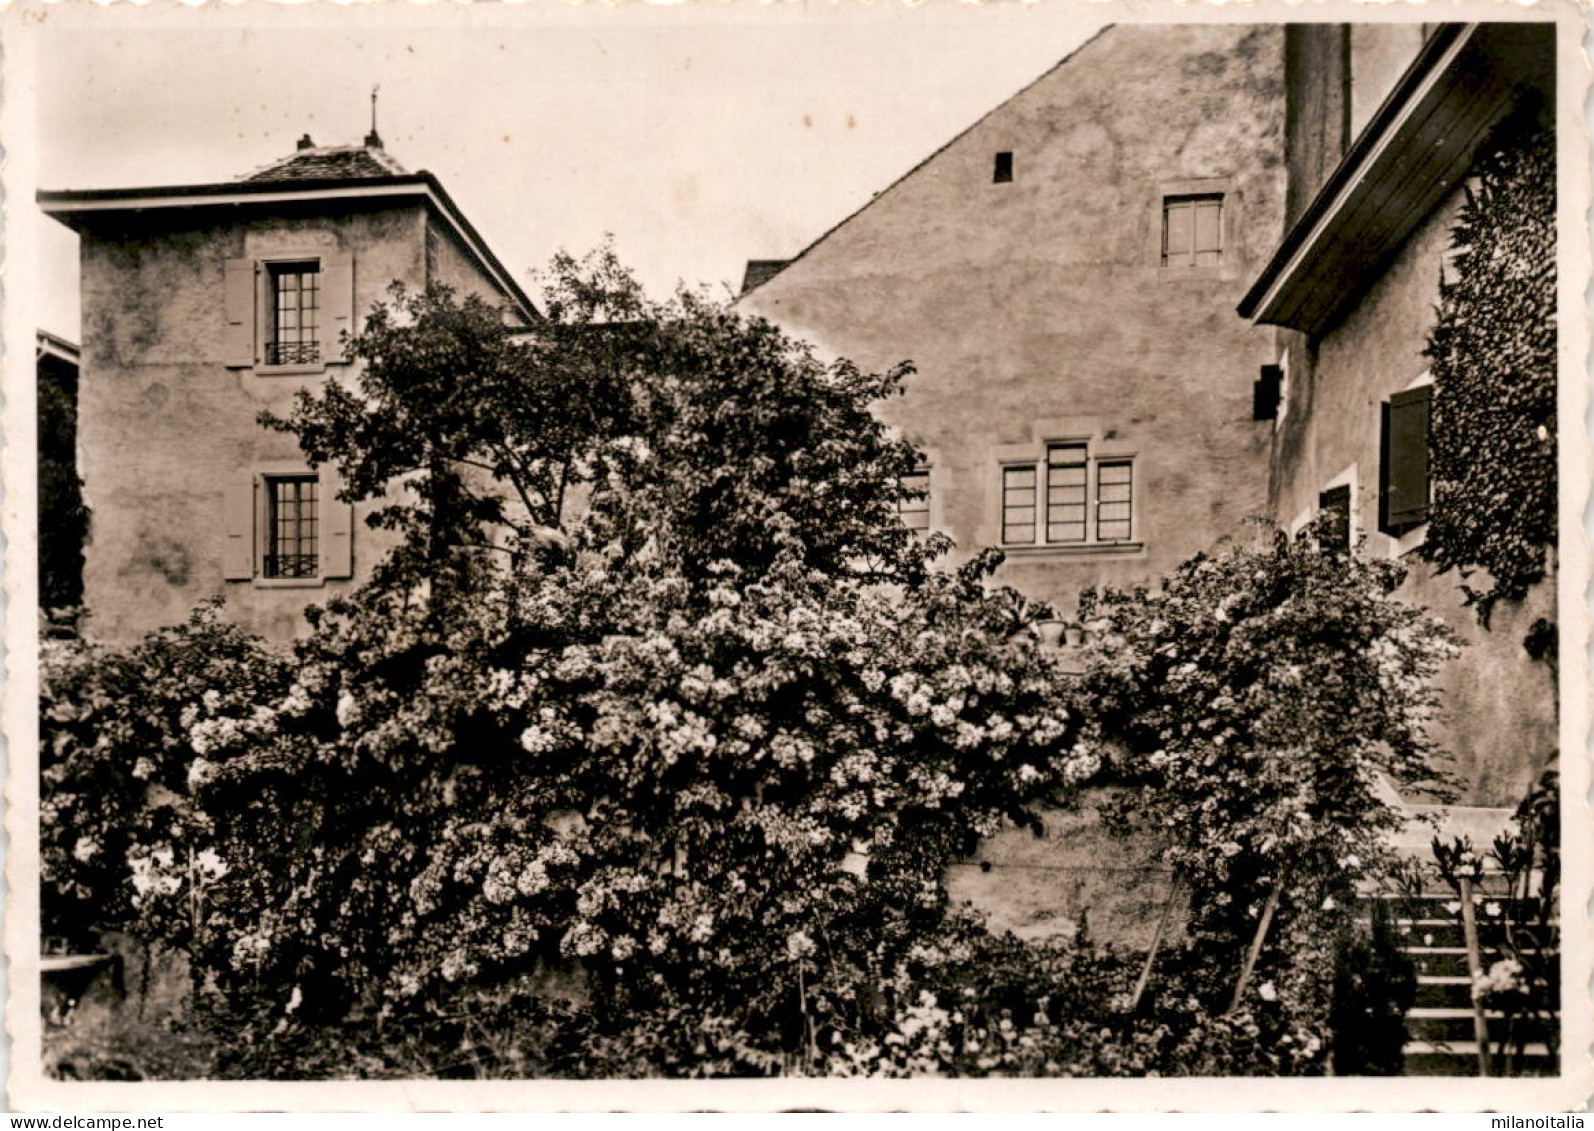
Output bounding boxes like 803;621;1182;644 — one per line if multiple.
1420;99;1556;626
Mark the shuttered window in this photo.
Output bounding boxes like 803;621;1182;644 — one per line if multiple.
221;470;353;583
1162;194;1224;267
1379;385;1431;534
222;251;354;369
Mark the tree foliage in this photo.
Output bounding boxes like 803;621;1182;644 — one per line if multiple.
38;351;89;613
1075;519;1458;1067
90;251;1097;1069
1421;99;1557;624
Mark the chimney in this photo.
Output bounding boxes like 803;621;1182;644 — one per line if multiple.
296;134;315;151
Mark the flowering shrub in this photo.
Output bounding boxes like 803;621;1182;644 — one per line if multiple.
1080;520;1458;935
1074;519;1458;1062
39;601;291;951
43;252;1108;1072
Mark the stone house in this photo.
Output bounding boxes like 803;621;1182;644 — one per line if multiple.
1238;23;1561;1073
738;23;1291;941
1240;22;1558;817
39;136;537;643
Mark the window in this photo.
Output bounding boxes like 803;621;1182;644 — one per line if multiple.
1044;444;1087;542
993;152;1014;184
1002;465;1037;544
898;469;931;533
1317;483;1352;551
264;475;319;578
1162;194;1223;267
222;468;353;584
1002;441;1137;549
267;262;320;366
1096;460;1134;542
1379;384;1431;535
223;251;354;370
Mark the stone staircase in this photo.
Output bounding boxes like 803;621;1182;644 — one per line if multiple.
1374;888;1558;1076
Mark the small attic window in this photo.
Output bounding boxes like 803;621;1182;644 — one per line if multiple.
993;152;1014;184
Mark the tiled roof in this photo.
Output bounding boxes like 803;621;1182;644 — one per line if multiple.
240;144;409;184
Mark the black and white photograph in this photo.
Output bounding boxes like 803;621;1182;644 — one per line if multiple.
5;0;1588;1111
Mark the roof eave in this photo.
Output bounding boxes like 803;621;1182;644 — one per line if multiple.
1239;22;1554;336
38;174;539;326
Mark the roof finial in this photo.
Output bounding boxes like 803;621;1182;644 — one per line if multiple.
365;84;383;149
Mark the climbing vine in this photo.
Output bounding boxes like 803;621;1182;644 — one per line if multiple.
1421;99;1556;625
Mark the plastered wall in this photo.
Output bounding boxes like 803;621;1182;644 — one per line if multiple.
76;203;427;642
742;24;1288;622
1267;187;1557;809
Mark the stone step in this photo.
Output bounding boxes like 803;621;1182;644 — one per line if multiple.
1414;975;1474;1010
1406;1007;1555;1044
1389;923;1549;955
1367;892;1552;917
1403;1040;1556;1077
1401;946;1551;978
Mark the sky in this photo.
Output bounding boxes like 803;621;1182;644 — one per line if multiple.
27;2;1112;341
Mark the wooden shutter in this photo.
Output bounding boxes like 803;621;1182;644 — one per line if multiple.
320;470;354;579
1317;483;1351;551
223;258;256;368
321;252;355;364
1379;385;1431;534
222;478;255;579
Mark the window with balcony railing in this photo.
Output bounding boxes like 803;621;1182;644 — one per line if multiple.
264;474;319;579
267;261;321;366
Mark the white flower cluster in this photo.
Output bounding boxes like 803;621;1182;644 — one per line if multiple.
1472;957;1527;1000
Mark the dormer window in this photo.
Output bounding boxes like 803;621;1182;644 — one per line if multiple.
993;152;1014;184
267;261;321;366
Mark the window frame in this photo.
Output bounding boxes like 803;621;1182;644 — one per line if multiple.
897;466;933;535
261;473;321;581
1161;193;1225;268
264;260;323;368
995;427;1142;556
1150;177;1237;276
1309;464;1359;553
